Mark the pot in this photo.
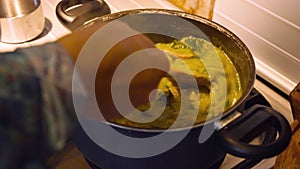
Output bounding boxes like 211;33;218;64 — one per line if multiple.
71;9;292;169
0;0;45;43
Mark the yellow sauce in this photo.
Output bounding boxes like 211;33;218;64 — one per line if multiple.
110;36;243;129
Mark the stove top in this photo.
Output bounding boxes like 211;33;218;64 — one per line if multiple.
0;0;179;53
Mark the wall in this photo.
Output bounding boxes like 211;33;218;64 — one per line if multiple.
213;0;300;94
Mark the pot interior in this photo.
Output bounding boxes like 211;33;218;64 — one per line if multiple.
87;9;256;129
109;10;255;94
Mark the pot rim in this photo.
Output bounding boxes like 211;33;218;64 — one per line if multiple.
78;8;256;133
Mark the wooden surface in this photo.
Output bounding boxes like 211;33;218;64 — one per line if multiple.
48;142;91;169
290;83;300;122
274;83;300;169
274;120;300;169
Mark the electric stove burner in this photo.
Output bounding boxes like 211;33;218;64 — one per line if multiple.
56;0;111;31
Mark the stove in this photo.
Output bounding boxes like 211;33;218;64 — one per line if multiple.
0;0;294;169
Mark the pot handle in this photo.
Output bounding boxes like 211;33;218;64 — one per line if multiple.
56;0;111;31
215;104;292;159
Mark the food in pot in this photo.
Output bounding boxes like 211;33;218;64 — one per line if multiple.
110;36;242;129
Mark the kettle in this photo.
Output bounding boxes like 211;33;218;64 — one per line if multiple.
0;0;45;43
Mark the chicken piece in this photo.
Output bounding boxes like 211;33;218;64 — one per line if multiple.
156;39;211;89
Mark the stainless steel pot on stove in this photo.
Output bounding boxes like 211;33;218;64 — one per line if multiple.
0;0;45;43
70;9;292;169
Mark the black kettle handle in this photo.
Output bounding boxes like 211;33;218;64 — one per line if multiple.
216;104;292;159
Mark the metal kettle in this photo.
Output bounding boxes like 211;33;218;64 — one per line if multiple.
0;0;45;43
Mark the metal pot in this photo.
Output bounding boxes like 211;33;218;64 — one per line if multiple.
0;0;45;43
72;9;292;169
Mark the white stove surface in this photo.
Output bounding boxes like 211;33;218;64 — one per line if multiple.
0;0;294;168
0;0;179;53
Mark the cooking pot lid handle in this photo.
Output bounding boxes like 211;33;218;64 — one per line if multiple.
216;104;292;159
